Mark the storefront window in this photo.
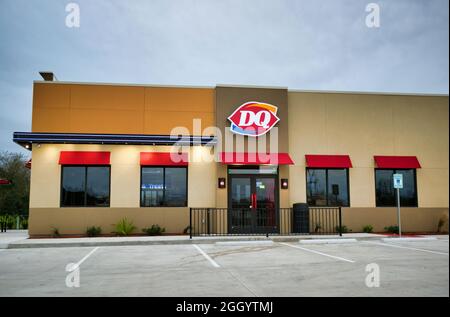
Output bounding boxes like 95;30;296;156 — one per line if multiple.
375;169;417;207
141;167;187;207
61;166;110;207
306;169;349;207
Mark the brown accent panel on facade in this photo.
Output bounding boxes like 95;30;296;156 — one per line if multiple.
215;86;289;153
28;207;190;236
342;207;449;233
32;82;215;135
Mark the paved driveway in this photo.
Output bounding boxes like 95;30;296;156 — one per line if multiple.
0;236;448;297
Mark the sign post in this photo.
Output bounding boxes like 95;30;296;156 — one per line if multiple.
393;174;403;237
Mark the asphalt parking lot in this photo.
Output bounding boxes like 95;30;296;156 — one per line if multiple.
0;236;448;297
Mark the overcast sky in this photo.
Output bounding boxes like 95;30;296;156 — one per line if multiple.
0;0;448;155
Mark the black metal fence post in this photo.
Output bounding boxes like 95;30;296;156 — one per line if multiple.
338;206;342;237
189;207;192;239
207;208;211;235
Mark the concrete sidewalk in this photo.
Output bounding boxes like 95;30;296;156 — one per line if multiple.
0;230;29;249
5;232;390;249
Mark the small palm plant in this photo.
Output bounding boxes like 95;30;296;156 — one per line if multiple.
113;218;136;236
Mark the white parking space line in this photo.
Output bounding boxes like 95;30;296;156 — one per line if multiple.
193;244;221;268
279;242;355;263
365;241;449;256
71;247;99;270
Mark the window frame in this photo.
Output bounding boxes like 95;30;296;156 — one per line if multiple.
140;166;188;208
305;168;350;207
60;165;111;208
375;168;418;207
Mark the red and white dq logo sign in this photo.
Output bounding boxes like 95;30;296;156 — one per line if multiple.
228;102;280;137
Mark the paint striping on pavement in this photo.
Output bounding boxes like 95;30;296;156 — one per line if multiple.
279;242;356;263
193;244;221;268
365;241;449;256
69;247;100;270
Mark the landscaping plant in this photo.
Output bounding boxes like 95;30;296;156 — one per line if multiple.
142;224;166;236
86;226;102;237
335;225;349;234
114;218;136;236
384;225;399;234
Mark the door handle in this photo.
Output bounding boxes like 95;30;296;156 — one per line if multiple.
250;193;257;209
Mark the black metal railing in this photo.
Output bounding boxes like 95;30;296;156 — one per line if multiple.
189;207;342;238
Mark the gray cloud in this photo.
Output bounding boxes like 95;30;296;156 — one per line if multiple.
0;0;448;154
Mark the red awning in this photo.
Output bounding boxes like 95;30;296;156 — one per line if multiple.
140;152;189;166
0;178;12;185
219;152;294;165
59;151;111;165
374;156;421;169
305;155;353;168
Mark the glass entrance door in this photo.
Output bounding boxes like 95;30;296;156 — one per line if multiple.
228;168;279;234
255;178;277;230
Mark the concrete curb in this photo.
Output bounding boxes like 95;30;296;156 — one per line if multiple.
299;238;358;245
15;233;441;249
215;241;274;246
382;237;437;243
4;235;390;249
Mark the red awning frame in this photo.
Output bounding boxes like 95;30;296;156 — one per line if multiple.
58;151;111;165
374;156;421;169
218;152;294;165
305;155;353;168
140;152;189;166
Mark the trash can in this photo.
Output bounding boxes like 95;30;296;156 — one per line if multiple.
292;203;309;234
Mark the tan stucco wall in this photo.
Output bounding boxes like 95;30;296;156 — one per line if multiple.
29;144;216;235
288;92;449;208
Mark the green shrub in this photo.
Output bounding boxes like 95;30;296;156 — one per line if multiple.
86;226;102;237
0;215;29;230
142;224;166;236
363;225;374;233
314;223;322;233
384;225;399;234
183;225;191;235
51;227;60;238
20;218;28;229
114;218;136;236
437;214;448;233
0;215;15;229
336;225;349;234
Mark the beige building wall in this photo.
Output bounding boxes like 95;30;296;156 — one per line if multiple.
287;91;449;233
29;144;216;235
288;91;449;208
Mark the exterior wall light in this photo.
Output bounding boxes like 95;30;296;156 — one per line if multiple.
218;177;226;189
281;179;288;189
